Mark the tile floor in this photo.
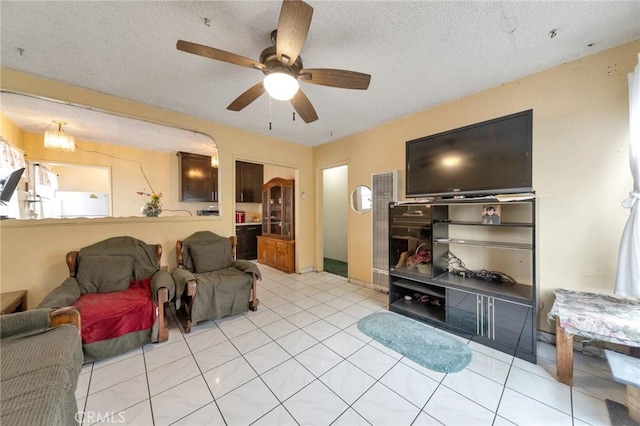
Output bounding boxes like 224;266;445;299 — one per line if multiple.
76;264;625;425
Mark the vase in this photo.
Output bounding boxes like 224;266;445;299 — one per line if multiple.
141;202;162;217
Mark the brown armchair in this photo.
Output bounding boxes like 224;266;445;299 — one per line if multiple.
172;231;260;333
39;236;175;363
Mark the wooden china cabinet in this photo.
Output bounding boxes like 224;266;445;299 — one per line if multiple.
257;178;295;273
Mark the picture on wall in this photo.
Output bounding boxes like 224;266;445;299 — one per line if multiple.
481;205;501;224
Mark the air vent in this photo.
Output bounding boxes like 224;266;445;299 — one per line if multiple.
371;170;399;291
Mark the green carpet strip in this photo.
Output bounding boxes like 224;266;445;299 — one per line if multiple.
323;258;348;278
357;311;472;373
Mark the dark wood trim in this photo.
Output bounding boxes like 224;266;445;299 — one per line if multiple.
66;251;79;277
154;244;162;262
156;287;169;342
229;236;237;259
176;241;184;268
183;280;198;333
50;306;81;332
249;275;260;311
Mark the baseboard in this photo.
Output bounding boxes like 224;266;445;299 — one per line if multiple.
349;278;389;294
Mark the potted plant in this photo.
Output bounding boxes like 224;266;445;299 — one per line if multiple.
138;190;163;217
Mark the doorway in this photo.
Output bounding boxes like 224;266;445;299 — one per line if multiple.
322;165;348;278
26;161;111;219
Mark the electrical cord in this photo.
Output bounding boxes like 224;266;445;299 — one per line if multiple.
447;252;517;284
74;143;156;193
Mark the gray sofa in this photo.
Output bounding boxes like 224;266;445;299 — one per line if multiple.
0;307;83;425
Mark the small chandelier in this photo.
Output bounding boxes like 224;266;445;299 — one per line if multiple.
263;70;299;101
44;120;75;152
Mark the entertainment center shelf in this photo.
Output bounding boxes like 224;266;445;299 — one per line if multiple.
435;239;533;251
389;198;537;363
391;299;446;323
391;269;533;302
436;220;533;227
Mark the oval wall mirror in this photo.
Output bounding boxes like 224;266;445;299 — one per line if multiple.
350;185;372;214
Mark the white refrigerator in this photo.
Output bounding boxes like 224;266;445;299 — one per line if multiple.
56;191;110;218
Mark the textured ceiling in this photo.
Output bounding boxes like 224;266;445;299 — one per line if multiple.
1;1;639;150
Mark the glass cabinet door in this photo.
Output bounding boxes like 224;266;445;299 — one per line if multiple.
261;178;294;240
283;185;293;238
262;190;269;234
269;185;282;235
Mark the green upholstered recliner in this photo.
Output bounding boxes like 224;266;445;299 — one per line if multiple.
172;231;260;333
39;236;175;363
0;307;83;425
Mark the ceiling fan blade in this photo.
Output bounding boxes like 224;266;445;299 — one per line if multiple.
291;89;318;123
177;40;265;70
276;0;313;66
227;82;266;111
299;68;371;90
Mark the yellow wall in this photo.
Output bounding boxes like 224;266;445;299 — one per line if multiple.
314;40;639;332
52;163;111;193
0;68;315;308
0;114;25;148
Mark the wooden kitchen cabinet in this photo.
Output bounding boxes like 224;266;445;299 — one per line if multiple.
257;237;294;273
178;152;218;202
235;161;263;203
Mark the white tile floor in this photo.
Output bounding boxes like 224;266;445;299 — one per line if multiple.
76;265;625;426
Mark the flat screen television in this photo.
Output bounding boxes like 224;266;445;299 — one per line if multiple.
0;167;25;204
406;110;532;198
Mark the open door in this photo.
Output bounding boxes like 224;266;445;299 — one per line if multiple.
322;165;348;277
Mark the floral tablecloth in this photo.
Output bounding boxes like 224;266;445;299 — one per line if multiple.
548;288;640;347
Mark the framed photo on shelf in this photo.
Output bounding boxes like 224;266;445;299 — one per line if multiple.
481;205;501;224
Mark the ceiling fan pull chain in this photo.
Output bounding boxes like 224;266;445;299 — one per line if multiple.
293;112;296;121
269;97;272;130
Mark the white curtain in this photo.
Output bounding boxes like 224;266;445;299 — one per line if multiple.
614;53;640;298
33;163;59;218
35;163;58;200
0;138;26;218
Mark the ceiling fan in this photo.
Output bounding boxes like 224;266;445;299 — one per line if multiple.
176;0;371;123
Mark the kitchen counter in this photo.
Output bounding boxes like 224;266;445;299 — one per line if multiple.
235;222;261;226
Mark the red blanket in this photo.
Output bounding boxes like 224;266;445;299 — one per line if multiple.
74;278;156;344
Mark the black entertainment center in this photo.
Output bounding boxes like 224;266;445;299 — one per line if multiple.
390;110;537;363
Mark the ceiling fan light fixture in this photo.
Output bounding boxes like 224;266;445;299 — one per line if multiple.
263;71;299;101
44;120;75;152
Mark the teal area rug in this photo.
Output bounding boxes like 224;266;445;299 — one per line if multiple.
357;311;472;373
324;257;348;278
